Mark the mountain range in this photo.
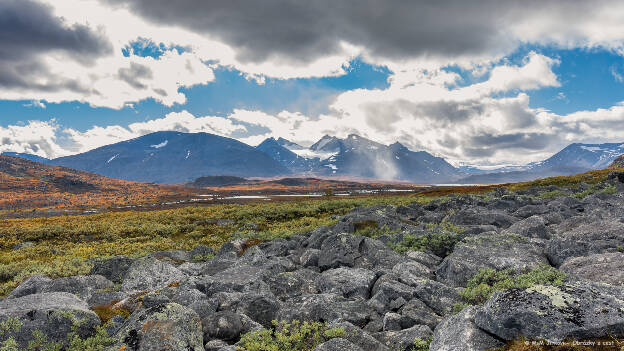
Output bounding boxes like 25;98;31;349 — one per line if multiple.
458;142;624;184
2;132;623;184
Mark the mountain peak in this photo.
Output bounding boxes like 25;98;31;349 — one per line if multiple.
389;141;408;152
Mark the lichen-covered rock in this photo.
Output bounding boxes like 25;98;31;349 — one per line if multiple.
148;249;192;263
202;311;261;342
398;298;442;330
122;257;188;292
547;220;624;266
373;324;432;351
236;292;281;328
90;255;134;283
405;251;442;269
447;208;519;228
110;302;203;351
0;292;100;348
265;269;320;299
504;215;550;239
278;294;373;328
560;252;624;285
474;283;624;342
393;261;433;284
318;233;364;270
410;279;463;317
42;274;114;301
327;321;390;351
6;275;52;298
314;338;364;351
436;233;549;287
430;306;503;351
316;267;376;299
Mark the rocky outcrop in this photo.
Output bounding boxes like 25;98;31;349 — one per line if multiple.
436;233;549;287
0;292;100;348
430;306;503;351
475;283;624;342
109;302;204;351
3;181;624;350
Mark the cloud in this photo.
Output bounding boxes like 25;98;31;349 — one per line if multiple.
0;0;112;93
611;65;624;83
0;0;215;108
1;52;623;167
64;110;247;154
0;120;65;158
99;0;624;67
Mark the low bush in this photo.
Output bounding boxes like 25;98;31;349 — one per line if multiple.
390;231;461;257
237;320;345;351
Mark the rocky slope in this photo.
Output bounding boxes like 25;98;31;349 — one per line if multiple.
610;155;624;168
1;172;624;350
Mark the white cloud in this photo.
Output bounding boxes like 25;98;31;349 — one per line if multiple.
64;110;247;153
611;65;624;83
0;120;64;158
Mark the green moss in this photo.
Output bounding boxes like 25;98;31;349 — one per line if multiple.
237;320;346;351
411;337;431;351
538;190;567;199
459;265;567;305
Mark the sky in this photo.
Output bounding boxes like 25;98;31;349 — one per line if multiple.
1;0;624;167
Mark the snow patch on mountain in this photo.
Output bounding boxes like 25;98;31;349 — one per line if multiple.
151;140;168;149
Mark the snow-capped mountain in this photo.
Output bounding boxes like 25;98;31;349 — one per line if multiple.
262;134;462;183
528;142;624;171
458;142;624;183
51;131;289;183
255;138;320;173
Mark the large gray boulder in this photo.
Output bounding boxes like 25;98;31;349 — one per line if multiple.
559;252;624;285
398;298;442;330
547;220;624;266
265;269;320;300
372;325;432;351
0;292;100;348
504;215;550;239
90;255;134;283
42;275;114;301
6;275;52;298
318;233;364;270
316;267;377;300
447;208;519;229
411;279;463;317
202;311;261;342
430;306;503;351
327;321;390;351
236;292;281;328
110;302;204;351
436;233;549;287
278;294;373;328
317;233;404;272
475;283;624;342
122;257;188;292
314;338;363;351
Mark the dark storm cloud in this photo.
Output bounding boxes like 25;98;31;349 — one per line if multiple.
100;0;596;63
469;132;553;151
118;63;153;89
0;0;112;90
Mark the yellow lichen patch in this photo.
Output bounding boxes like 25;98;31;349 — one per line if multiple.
92;303;131;323
526;285;574;309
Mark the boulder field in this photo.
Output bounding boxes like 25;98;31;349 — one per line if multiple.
2;173;624;350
